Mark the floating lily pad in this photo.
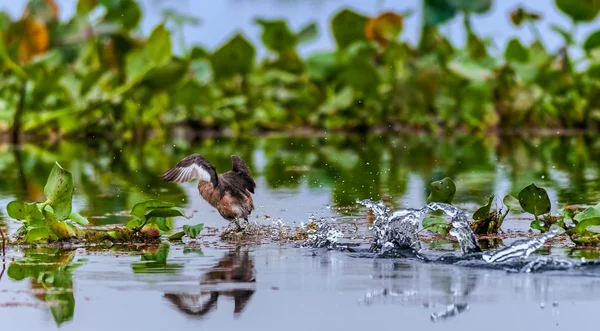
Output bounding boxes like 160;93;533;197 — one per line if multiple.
518;183;551;218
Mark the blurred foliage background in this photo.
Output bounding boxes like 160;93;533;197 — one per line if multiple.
1;0;600;142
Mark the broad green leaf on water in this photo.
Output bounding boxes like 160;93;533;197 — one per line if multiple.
555;0;600;22
126;219;142;229
44;162;73;221
550;24;575;45
7;263;26;280
427;177;456;204
102;0;141;30
573;203;600;222
331;9;368;49
518;183;551;217
168;231;185;241
183;223;204;238
503;194;521;211
422;216;450;235
46;211;76;239
297;22;318;45
145;207;187;219
255;18;296;53
153;217;171;232
305;52;338;81
130;199;175;219
211;34;255;79
142;57;189;89
68;210;88;226
573;217;600;236
505;38;529;63
7;201;45;223
584;30;600;53
473;196;494;220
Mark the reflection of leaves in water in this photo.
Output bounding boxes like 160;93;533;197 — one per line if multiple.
2;134;600;222
131;243;184;274
7;248;82;326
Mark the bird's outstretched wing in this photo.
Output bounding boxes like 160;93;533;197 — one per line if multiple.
230;155;256;194
161;154;219;187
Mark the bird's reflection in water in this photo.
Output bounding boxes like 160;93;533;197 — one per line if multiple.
164;247;256;318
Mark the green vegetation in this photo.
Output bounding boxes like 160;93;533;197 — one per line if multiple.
423;176;600;245
4;160;201;244
1;0;600;142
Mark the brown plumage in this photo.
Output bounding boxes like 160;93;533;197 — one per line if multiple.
161;154;256;229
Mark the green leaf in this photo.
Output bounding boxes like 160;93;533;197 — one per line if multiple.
530;219;547;232
130;200;175;219
154;217;171;232
168;231;185;241
145;207;187;219
467;32;487;59
473;196;494;220
518;184;551;217
573;217;600;236
297;22;318;45
589;63;600;79
68;210;88;226
422;216;450;235
423;0;457;26
77;0;98;14
503;194;521;211
183;248;204;256
573;203;600;222
555;0;600;22
44;162;74;221
586;225;600;234
24;227;52;243
447;60;492;82
448;0;492;13
584;30;600;53
102;0;141;30
550;24;575;45
126;219;142;229
211;34;255;79
255;19;297;53
7;201;45;223
125;24;172;86
427;177;456;204
142;58;189;90
183;223;204;238
305;52;338;81
504;38;529;63
331;9;368;49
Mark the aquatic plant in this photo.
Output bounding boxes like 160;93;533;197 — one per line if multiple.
6;162;88;242
1;0;600;141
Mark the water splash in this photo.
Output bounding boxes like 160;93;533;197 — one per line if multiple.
483;228;558;263
430;303;469;322
518;257;574;273
357;199;425;253
427;203;481;254
302;221;343;249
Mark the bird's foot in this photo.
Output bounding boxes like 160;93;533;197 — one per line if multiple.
220;219;259;241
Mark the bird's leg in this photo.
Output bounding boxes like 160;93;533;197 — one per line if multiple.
234;218;243;232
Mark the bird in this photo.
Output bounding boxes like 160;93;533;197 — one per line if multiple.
161;154;256;231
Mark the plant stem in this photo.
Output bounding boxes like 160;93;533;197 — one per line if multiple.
40;200;51;212
11;79;27;144
0;224;6;281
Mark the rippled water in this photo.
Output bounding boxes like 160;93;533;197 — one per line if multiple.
2;133;600;330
